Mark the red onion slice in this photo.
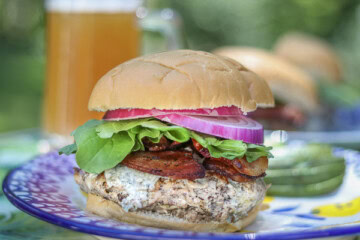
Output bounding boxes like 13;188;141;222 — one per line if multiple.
103;106;243;120
155;114;264;144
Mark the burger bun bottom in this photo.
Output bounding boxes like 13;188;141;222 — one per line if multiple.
86;193;263;232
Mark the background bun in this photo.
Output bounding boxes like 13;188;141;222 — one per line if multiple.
274;32;342;83
86;193;262;233
213;47;318;112
88;50;274;113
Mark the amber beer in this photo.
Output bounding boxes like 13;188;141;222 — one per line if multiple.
43;1;140;135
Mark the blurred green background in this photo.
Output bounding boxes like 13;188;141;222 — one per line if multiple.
1;0;360;133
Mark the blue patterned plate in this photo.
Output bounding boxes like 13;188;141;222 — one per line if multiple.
3;150;360;240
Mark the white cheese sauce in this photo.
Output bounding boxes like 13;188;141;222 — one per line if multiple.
104;165;161;211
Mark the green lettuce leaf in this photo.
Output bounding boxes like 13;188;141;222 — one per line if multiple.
59;143;77;155
246;144;274;162
72;119;136;173
190;132;272;162
59;118;272;173
190;131;247;159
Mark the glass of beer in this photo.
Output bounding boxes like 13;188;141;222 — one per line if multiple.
43;0;183;141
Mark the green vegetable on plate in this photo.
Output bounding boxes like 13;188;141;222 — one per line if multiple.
265;144;346;197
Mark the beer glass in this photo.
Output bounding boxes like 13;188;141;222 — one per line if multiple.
43;0;184;139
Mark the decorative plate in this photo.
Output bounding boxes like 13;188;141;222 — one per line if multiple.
265;130;360;149
3;149;360;240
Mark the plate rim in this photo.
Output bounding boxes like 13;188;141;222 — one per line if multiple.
2;152;360;240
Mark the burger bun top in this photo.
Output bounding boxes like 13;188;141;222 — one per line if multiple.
88;50;274;113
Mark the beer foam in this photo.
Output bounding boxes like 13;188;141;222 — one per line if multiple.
46;0;143;13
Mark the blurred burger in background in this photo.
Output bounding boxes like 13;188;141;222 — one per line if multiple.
213;47;318;130
274;32;343;84
274;32;360;130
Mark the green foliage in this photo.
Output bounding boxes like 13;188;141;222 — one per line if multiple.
318;80;360;107
0;51;44;132
159;0;357;50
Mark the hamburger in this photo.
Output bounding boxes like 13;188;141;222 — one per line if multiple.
59;50;274;232
274;32;343;83
274;33;353;130
213;47;318;130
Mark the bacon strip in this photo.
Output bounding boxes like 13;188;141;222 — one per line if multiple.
121;151;205;180
142;136;170;151
211;156;268;177
192;139;211;158
192;139;268;177
204;159;254;182
168;141;186;150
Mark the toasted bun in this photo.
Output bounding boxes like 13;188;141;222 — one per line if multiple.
213;47;318;112
88;50;274;113
87;193;262;232
274;32;342;83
